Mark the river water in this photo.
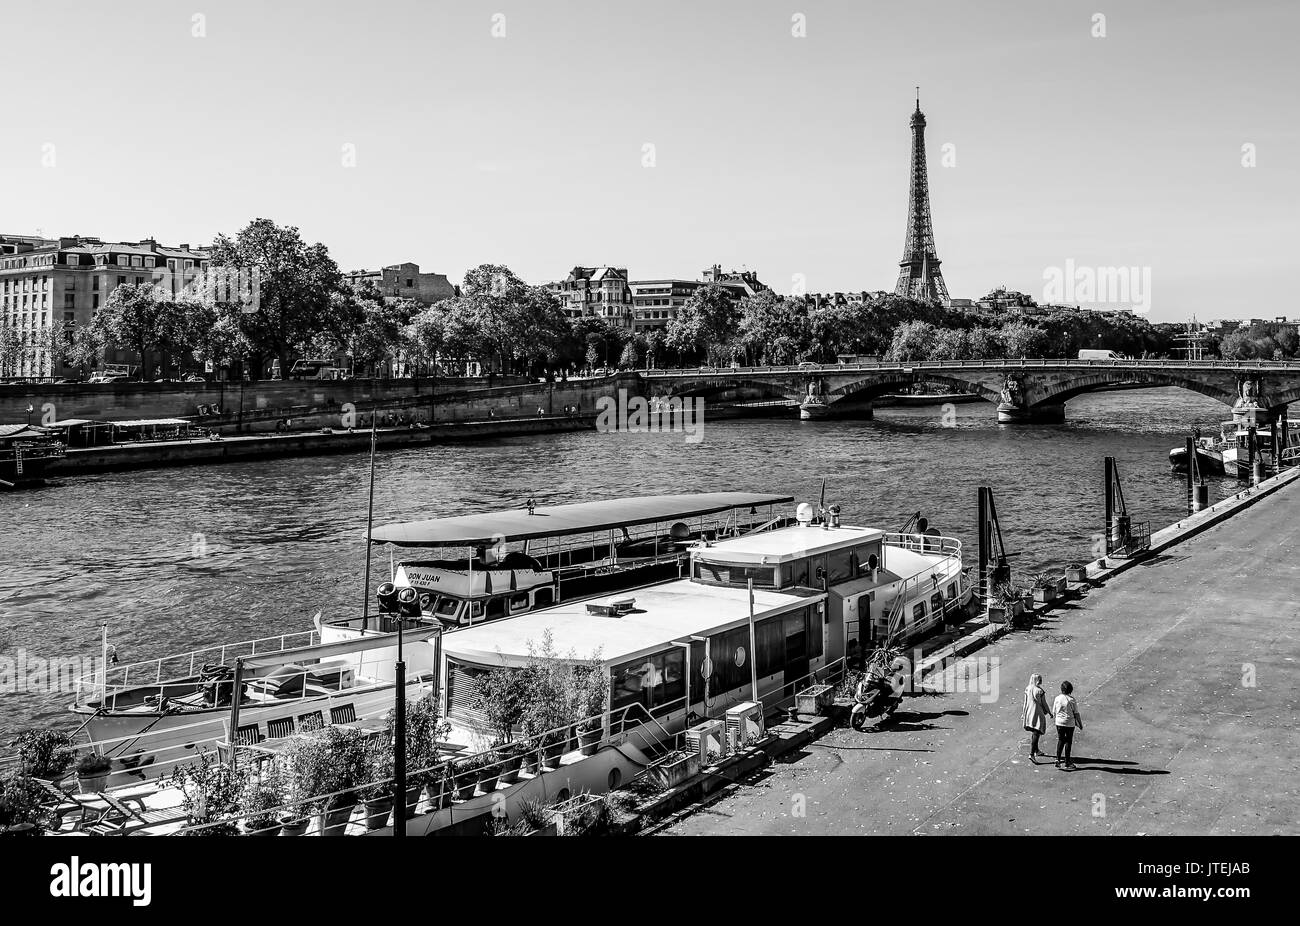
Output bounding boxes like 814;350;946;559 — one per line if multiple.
0;387;1256;734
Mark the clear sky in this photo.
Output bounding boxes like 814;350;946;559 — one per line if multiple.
1;0;1296;322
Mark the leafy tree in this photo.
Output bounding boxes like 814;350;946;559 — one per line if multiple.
886;320;938;361
737;292;809;365
665;283;740;366
205;218;343;377
998;320;1048;358
927;326;969;361
90;283;192;379
406;305;446;375
618;340;639;370
0;323;20;377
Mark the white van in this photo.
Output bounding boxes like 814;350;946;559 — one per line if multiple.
1077;349;1126;361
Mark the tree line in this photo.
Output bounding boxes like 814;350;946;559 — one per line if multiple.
4;216;1285;380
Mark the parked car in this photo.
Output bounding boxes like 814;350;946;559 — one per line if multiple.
182;373;207;383
87;373;129;384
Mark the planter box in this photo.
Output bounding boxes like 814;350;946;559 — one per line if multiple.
1054;576;1068;595
1032;586;1056;604
794;683;834;718
649;751;701;791
1065;566;1087;583
549;793;606;836
988;599;1023;624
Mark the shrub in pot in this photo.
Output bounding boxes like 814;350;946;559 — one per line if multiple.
0;773;48;834
238;773;283;837
74;752;113;795
169;746;242;835
283;727;368;836
359;739;395;831
11;729;75;781
451;756;479;801
494;742;523;786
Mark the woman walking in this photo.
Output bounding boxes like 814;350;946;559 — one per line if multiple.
1022;673;1051;763
1052;680;1084;769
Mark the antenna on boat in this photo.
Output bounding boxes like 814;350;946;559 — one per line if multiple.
362;418;378;631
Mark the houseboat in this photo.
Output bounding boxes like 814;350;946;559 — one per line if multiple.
0;423;65;488
353;492;794;631
397;500;973;835
68;493;790;777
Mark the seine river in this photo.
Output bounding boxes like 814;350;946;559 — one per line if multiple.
0;387;1256;734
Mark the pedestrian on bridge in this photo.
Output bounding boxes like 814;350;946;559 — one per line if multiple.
1022;673;1051;763
1052;680;1084;770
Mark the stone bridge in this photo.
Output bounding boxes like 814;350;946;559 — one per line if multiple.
641;360;1300;423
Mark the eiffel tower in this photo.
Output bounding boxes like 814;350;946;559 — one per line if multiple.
894;91;949;304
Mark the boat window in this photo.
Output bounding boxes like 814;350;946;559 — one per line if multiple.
807;606;824;660
693;562;775;588
486;597;506;620
611;649;685;716
912;602;927;624
930;592;944;616
435;597;460;618
469;601;483;622
509;593;530;613
826;548;854;584
788;557;811;587
945;583;958;601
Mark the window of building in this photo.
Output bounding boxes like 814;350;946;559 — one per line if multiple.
131;256;143;268
117;255;127;267
117;276;126;286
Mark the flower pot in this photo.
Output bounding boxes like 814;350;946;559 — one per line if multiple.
362;796;394;831
1032;586;1055;604
403;784;424;817
241;819;280;837
577;726;602;756
1065;566;1087;583
988;605;1010;624
278;814;310;836
453;774;476;802
498;756;521;786
541;740;566;769
318;803;356;836
76;772;109;795
1054;576;1069;595
477;767;500;795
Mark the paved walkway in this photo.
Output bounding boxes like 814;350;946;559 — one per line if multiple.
663;480;1300;836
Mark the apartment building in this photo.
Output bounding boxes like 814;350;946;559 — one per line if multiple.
0;234;209;377
343;262;457;305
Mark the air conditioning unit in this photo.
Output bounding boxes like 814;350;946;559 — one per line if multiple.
684;718;726;763
724;701;764;751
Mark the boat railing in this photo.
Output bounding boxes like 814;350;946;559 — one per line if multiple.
73;628;322;709
883;531;963;561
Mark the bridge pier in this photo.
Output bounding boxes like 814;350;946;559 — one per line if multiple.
996;402;1065;424
801;399;873;421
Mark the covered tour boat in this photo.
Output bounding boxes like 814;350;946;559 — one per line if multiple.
0;423;65;488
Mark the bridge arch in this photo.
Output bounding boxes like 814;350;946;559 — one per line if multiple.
828;372;1000;405
1029;371;1238;410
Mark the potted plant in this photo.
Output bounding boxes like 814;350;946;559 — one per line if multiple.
359;739;395;831
494;741;524;786
1031;573;1056;604
0;773;48;835
390;693;451;817
74;752;112;795
451;755;479;802
169;746;242;835
570;661;609;757
1065;563;1088;584
238;773;283;837
284;727;367;836
475;750;502;795
987;583;1025;624
11;729;74;781
552;791;610;836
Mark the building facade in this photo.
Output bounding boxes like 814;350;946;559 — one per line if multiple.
0;234;209;378
630;265;769;332
342;262;457;305
546;266;634;327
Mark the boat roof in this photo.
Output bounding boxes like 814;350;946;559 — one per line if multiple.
441;579;822;666
0;424;51;438
694;523;884;564
110;417;193;427
369;492;794;547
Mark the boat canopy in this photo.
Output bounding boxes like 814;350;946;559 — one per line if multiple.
239;625;442;670
110;418;193;427
369;492;794;547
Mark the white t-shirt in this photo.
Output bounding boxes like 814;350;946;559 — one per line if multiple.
1052;694;1081;728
